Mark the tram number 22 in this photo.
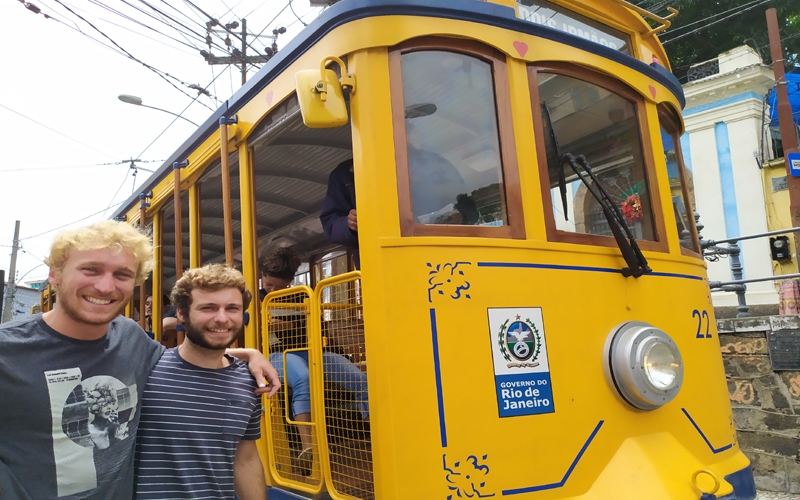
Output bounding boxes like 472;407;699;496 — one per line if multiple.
692;309;712;339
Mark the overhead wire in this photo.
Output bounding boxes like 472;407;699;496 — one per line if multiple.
288;0;307;27
0;160;163;174
88;0;206;54
23;200;128;241
0;103;117;159
658;0;765;36
661;0;773;45
52;0;217;110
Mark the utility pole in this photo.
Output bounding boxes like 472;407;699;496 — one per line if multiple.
2;221;20;323
199;19;285;85
766;8;800;251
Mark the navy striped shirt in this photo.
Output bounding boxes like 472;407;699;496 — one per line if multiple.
134;348;261;499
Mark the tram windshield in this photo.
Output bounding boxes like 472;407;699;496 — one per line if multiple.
537;72;657;242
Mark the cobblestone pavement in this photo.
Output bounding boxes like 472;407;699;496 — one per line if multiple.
758;492;800;499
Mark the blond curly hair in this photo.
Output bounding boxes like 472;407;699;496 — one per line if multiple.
45;220;154;285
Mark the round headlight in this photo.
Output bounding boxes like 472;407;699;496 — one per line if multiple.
604;321;683;410
643;340;680;390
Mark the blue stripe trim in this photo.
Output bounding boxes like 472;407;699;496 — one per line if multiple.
680;134;692;173
477;262;703;281
110;0;684;220
715;123;741;246
683;91;763;116
502;420;604;495
681;408;734;454
430;308;448;448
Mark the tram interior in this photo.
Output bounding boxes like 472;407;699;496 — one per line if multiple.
155;93;373;497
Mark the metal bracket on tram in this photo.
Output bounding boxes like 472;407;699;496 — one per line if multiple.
139;191;152;209
219;115;238;125
609;0;678;37
173;160;189;170
313;56;356;101
561;153;652;278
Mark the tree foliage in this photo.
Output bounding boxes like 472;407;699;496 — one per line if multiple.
636;0;800;82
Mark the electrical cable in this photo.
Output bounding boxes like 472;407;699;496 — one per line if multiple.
21;200;127;241
659;0;765;36
288;0;307;27
53;0;216;110
661;0;772;45
0;103;117;159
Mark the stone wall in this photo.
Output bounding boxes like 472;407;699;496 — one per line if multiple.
717;315;800;493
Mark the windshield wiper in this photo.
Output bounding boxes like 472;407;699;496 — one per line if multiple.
541;103;569;219
561;153;652;278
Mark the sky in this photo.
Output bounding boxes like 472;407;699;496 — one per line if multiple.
0;0;324;287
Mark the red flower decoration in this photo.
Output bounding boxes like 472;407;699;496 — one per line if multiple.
621;194;643;222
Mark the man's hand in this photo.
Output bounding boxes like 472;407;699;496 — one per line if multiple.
227;348;281;397
347;209;358;232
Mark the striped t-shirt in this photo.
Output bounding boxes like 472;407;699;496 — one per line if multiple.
133;348;261;499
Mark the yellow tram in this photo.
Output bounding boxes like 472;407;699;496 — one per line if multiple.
103;0;756;498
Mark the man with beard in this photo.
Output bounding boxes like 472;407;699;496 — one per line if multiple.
0;221;279;500
134;264;266;500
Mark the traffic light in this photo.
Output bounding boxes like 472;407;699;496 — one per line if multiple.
770;235;791;261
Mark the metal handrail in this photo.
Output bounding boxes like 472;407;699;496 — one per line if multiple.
700;220;800;318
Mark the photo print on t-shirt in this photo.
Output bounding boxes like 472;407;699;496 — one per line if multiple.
45;368;138;497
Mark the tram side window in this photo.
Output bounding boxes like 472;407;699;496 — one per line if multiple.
391;40;523;238
659;105;700;254
535;70;658;243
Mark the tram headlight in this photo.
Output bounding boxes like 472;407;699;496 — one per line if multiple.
603;321;683;410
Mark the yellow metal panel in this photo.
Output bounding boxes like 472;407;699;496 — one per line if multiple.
237;141;259;349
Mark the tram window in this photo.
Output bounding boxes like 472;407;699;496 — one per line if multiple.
534;68;661;246
659;105;700;254
390;40;524;238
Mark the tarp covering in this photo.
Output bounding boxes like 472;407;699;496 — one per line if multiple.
768;67;800;127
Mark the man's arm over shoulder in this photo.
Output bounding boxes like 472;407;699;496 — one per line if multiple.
233;440;266;500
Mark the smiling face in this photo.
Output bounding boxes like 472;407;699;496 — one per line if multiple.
179;287;244;352
48;247;138;334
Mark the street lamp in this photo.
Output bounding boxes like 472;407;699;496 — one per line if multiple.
118;95;199;126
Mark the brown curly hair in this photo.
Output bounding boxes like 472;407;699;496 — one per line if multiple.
170;264;252;318
260;247;301;281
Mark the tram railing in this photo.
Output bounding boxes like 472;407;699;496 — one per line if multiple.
697;213;800;318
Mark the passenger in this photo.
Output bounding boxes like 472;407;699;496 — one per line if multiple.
0;220;279;500
320;158;360;269
260;247;369;474
134;265;265;499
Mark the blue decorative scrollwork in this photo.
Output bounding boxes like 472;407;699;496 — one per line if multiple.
443;454;495;499
427;262;472;302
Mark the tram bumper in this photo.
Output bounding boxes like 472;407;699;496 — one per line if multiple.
574;433;756;500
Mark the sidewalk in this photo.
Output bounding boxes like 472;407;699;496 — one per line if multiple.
758;492;800;499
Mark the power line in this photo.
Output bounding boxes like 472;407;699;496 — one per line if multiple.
661;0;773;45
51;0;217;110
0;159;163;173
659;0;765;36
0;102;117;159
20;200;127;241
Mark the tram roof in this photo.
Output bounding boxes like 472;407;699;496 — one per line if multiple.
111;0;685;220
